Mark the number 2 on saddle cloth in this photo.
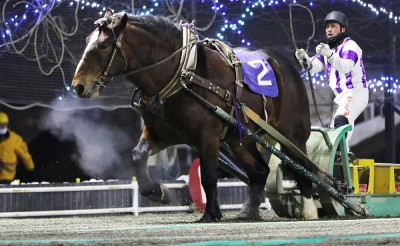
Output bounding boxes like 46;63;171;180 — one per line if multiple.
235;50;279;97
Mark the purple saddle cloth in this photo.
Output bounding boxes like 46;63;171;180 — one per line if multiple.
235;50;278;97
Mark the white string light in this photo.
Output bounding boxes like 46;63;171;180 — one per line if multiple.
308;73;399;95
2;0;398;50
0;0;399;101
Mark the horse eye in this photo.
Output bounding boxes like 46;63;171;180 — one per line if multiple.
99;44;108;50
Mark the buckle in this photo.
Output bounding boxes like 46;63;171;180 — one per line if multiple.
224;91;231;101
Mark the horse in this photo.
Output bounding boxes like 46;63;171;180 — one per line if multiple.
71;10;317;222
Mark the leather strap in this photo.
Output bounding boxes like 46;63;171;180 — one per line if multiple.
181;71;231;104
158;22;198;102
242;105;327;174
199;39;246;139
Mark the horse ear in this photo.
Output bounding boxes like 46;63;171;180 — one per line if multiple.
114;13;128;32
104;8;113;18
119;13;128;31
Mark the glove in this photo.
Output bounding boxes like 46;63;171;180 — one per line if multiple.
295;49;311;69
316;43;333;58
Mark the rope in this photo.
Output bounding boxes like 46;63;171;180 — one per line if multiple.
0;0;79;82
289;3;327;127
289;3;315;52
1;0;80;90
0;100;131;111
165;0;217;32
307;70;325;126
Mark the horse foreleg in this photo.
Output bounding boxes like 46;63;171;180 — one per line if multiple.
132;130;171;204
198;142;222;222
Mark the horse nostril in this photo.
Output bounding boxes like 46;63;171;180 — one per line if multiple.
74;84;85;97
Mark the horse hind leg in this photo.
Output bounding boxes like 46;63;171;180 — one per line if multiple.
294;172;318;220
302;196;318;220
232;144;269;220
132;135;171;204
285;147;318;220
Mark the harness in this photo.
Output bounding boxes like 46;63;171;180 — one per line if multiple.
132;23;246;139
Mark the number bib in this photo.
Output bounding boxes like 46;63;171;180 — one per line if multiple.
235;51;278;97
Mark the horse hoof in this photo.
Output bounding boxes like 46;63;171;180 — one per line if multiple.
237;202;261;220
236;210;261;220
148;184;171;204
197;213;222;223
301;197;318;220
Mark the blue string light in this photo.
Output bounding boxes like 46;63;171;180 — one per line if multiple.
1;0;399;95
1;0;398;45
207;0;399;47
1;0;160;42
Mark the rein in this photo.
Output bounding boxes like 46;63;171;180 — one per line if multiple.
125;40;197;78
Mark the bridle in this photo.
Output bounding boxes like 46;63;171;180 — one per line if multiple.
87;17;128;98
87;17;197;101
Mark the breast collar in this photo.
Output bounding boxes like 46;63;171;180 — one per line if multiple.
132;21;244;117
133;21;198;108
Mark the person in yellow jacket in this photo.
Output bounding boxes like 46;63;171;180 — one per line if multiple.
0;112;35;184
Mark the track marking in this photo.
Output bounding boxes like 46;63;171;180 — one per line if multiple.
1;218;400;245
74;217;400;232
177;233;400;245
1;233;400;245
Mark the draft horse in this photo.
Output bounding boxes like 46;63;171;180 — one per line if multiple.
71;10;317;222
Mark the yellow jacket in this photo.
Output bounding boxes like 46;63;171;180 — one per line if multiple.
0;131;35;181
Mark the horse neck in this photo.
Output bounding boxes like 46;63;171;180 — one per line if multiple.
124;29;182;97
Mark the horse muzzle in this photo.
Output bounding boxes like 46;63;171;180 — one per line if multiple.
71;82;100;99
72;83;86;98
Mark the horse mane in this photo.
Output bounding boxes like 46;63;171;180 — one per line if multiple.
122;14;182;40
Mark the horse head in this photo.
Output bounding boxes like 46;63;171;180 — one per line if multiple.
72;11;185;100
72;9;128;98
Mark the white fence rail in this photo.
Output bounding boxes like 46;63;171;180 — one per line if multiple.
0;181;270;218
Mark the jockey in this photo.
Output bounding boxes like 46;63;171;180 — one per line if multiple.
295;10;369;160
0;112;35;184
